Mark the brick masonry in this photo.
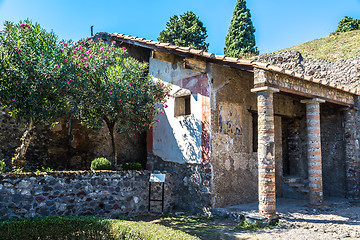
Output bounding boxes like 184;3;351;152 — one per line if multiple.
251;86;279;219
302;99;325;206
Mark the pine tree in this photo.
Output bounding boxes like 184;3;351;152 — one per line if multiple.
224;0;258;57
158;11;209;51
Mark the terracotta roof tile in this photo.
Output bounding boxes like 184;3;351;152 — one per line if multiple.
104;32;359;96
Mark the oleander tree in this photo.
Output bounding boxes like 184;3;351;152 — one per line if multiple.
224;0;258;57
0;20;75;169
68;39;170;168
158;11;209;51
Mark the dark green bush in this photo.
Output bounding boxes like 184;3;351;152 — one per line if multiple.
122;162;142;171
0;216;198;240
91;157;112;170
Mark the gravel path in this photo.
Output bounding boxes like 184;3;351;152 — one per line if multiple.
230;199;360;240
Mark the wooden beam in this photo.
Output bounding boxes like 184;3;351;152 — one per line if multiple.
183;57;207;73
152;50;174;63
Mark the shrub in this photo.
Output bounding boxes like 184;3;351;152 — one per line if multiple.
0;159;5;173
122;162;142;171
91;157;112;170
0;216;199;240
35;167;53;174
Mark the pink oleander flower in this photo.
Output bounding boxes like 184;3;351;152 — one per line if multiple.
136;126;139;131
89;55;92;58
94;90;96;93
72;55;75;58
103;55;107;57
109;92;112;95
129;83;131;86
108;50;111;53
104;63;109;67
41;52;44;55
131;101;135;104
99;100;102;103
122;47;126;51
119;99;122;102
64;59;67;63
55;64;60;69
157;119;160;122
161;111;164;114
60;41;63;44
84;57;88;60
94;52;98;55
112;41;116;44
100;47;104;51
12;99;15;101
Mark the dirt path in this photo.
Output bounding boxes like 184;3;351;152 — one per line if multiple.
233;201;360;240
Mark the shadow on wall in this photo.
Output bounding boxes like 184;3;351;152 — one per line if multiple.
154;109;201;164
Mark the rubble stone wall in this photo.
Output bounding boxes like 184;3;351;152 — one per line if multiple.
0;171;174;219
0;108;146;171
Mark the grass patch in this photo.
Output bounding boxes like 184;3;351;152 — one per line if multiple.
235;219;279;231
0;216;199;240
278;30;360;61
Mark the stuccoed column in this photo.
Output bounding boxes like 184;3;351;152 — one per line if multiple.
251;86;279;219
301;98;325;206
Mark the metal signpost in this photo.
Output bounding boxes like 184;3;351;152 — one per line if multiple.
148;173;166;213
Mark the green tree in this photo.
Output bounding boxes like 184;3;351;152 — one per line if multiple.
224;0;258;57
69;39;170;168
336;16;360;32
158;11;209;51
0;20;74;169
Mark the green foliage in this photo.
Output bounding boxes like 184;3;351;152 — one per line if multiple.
0;159;5;173
0;216;198;240
235;219;278;231
158;11;209;51
35;166;53;173
91;157;112;170
69;38;170;135
0;20;74;124
224;0;258;57
122;162;142;171
336;16;360;33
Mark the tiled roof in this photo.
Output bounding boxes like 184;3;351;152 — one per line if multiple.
103;32;359;96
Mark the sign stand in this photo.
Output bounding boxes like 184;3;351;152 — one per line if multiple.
148;173;166;213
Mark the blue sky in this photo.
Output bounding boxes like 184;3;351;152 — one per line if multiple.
1;0;360;55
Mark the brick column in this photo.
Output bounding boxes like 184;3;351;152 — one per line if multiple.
251;86;279;219
301;98;325;206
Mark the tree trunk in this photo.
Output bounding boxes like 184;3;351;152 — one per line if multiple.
104;117;117;170
12;118;35;170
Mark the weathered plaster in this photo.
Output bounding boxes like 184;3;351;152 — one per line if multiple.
149;56;210;164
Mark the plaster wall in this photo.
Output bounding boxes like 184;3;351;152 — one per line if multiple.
149;56;210;164
210;64;307;207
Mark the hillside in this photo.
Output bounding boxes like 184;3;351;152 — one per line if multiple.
278;30;360;61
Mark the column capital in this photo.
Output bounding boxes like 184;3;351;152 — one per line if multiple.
251;86;280;93
300;98;325;104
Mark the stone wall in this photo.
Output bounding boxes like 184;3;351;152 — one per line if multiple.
0;108;146;171
255;51;360;91
0;171;174;219
147;154;212;214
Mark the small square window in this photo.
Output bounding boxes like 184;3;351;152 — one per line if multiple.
174;95;191;117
